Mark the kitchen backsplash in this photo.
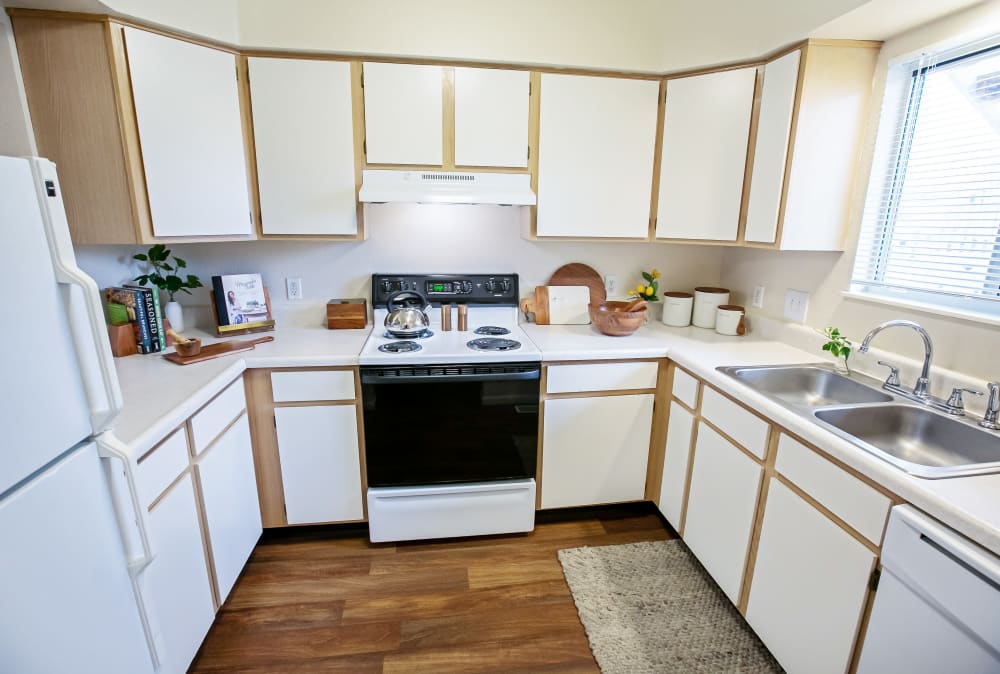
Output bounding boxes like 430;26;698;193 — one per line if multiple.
76;203;725;311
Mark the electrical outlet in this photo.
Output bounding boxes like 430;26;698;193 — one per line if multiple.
286;277;303;301
605;275;618;295
752;286;765;309
784;289;809;322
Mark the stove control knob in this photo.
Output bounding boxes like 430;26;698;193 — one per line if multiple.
484;279;498;293
499;279;512;293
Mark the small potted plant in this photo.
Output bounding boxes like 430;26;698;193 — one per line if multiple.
629;268;662;321
133;244;203;332
820;326;852;374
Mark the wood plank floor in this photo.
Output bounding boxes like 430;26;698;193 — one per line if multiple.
190;504;674;673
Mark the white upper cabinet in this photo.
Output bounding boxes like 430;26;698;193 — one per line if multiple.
123;28;252;237
248;57;358;236
363;62;443;165
743;44;878;250
744;50;799;245
454;67;530;167
536;74;659;238
656;67;756;241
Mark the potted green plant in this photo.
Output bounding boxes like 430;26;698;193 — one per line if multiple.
132;244;203;332
629;268;662;321
820;326;852;374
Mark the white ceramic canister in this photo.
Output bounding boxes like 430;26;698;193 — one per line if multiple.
692;287;730;329
661;291;694;327
715;304;746;336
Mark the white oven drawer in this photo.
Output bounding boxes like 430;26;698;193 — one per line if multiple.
367;479;536;543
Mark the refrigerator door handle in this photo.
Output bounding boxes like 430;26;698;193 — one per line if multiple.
97;432;155;573
30;159;124;430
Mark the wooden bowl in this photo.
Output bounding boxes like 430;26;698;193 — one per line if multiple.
173;338;202;357
589;301;647;336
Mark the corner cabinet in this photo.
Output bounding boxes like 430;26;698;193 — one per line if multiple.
654;67;756;242
540;361;662;508
654;363;896;674
244;368;366;527
534;74;660;239
743;43;880;250
11;14;257;243
247;57;361;238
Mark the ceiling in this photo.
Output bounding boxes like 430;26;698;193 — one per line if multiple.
4;0;991;72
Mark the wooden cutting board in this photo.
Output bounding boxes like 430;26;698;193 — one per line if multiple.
164;336;274;365
520;286;592;325
547;263;606;304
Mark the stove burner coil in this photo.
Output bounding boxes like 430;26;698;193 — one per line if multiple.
467;338;522;352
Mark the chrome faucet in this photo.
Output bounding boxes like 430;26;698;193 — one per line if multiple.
983;382;1000;430
859;320;934;398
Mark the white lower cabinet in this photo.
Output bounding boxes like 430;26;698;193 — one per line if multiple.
657;402;695;529
541;394;653;508
274;404;364;524
682;422;763;602
745;479;876;674
143;474;216;674
196;414;262;603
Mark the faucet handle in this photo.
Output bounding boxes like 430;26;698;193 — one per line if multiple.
981;382;1000;430
946;387;983;412
877;360;901;386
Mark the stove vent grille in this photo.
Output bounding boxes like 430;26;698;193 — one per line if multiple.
421;173;475;182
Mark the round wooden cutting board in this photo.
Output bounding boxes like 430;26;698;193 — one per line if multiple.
547;263;607;304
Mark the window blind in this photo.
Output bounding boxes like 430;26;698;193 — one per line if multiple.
852;37;1000;317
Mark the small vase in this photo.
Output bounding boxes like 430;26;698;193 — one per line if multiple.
646;301;663;324
834;358;850;375
164;300;184;333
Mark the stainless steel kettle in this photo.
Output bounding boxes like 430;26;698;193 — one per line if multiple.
384;290;431;337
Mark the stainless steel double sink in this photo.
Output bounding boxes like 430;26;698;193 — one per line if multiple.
717;364;1000;479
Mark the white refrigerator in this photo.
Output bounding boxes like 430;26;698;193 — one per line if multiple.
0;156;156;674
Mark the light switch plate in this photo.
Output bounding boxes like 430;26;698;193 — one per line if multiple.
784;289;809;322
752;286;765;309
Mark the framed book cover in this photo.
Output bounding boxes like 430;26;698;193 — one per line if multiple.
211;273;275;335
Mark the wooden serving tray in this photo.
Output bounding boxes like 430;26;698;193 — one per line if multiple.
163;336;274;365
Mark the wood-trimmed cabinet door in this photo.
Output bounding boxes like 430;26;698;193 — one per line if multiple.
745;479;876;674
541;394;654;508
123;27;252;237
141;474;216;674
195;414;262;604
273;405;364;524
362;62;443;165
535;74;659;238
655;67;756;241
657;402;695;529
681;422;763;603
454;67;530;168
248;57;358;236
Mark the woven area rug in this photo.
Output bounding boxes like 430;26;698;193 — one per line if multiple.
558;539;783;673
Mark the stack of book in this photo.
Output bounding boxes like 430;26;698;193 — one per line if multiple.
105;285;166;354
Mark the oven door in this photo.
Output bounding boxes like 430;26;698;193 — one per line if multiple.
360;363;540;488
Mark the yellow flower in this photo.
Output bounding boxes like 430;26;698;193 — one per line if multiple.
636;284;646;294
645;286;654;296
651;268;661;279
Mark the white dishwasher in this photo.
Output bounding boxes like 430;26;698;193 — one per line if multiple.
857;505;1000;674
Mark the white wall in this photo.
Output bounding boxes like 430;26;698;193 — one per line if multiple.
0;6;36;156
75;204;723;318
236;0;864;74
721;0;1000;380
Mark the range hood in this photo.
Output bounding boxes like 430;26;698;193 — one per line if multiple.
359;170;536;206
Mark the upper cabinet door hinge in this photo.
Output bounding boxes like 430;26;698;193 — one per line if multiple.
528;80;532;96
527;146;530;160
870;567;881;592
363;139;367;155
360;72;365;89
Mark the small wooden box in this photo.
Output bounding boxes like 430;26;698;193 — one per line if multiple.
326;298;368;329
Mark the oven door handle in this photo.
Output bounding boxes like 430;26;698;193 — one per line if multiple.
361;370;540;384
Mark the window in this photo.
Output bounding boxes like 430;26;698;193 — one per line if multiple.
852;38;1000;318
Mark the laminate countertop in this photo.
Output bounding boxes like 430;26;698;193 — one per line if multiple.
109;315;1000;556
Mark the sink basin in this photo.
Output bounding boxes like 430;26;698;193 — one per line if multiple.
815;405;1000;478
718;365;892;407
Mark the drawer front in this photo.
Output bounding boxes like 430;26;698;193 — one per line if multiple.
137;428;189;508
546;361;658;394
671;367;699;408
271;370;355;402
190;378;247;456
700;386;769;460
775;434;891;544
